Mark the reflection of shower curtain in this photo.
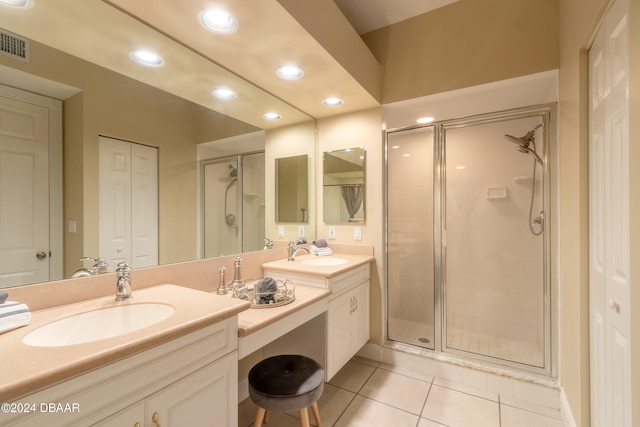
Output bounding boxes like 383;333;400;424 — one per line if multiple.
341;184;363;221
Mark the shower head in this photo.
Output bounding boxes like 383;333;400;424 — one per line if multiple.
504;123;543;165
228;164;237;177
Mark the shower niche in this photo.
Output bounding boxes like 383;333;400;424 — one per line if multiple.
386;105;553;375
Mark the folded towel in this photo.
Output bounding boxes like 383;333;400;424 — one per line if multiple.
0;301;32;334
312;239;328;248
310;245;334;256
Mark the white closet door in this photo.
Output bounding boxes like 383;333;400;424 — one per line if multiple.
99;137;158;270
131;143;158;268
99;137;132;268
589;0;630;425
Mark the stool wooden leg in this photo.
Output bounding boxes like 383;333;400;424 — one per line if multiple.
299;407;311;427
264;410;270;423
254;407;266;426
311;402;322;426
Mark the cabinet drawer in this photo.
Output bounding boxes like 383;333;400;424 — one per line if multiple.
328;263;370;297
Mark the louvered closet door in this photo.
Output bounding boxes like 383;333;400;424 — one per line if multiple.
588;0;631;425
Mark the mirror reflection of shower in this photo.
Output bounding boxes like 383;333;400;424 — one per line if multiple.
202;153;266;257
504;123;544;236
225;164;238;229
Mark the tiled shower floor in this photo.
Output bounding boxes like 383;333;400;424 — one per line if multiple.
388;317;544;367
238;356;567;426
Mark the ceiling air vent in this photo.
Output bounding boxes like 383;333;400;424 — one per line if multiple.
0;28;29;62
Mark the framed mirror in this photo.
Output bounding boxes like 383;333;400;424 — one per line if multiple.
323;148;366;223
275;155;309;222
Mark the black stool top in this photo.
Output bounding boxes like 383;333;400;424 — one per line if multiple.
249;355;324;397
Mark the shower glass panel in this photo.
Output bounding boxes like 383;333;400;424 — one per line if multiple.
443;117;545;368
203;152;265;257
387;126;435;349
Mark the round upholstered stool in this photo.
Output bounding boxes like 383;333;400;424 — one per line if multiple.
248;355;324;427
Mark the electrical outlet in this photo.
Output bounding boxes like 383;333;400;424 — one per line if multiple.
298;225;305;238
353;226;362;241
328;226;336;239
278;225;285;237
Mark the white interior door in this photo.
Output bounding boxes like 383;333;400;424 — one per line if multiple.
99;136;158;270
0;95;50;287
589;0;631;425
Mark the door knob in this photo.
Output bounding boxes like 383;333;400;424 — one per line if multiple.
608;299;621;313
36;251;47;260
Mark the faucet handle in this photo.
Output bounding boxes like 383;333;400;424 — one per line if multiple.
116;261;132;275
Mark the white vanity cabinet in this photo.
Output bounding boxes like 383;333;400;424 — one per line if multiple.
5;318;238;427
325;265;370;379
263;261;371;380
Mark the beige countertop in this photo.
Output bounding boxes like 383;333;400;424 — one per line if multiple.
236;283;331;337
0;284;249;402
261;253;374;278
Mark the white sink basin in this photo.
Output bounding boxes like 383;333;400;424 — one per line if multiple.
301;257;348;266
23;303;175;347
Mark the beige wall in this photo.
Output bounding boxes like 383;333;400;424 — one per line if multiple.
265;120;317;243
362;0;559;104
316;108;384;343
630;0;640;420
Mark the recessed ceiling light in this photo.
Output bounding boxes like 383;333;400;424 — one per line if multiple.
200;9;238;34
416;116;434;124
322;97;344;107
129;50;164;67
263;112;281;120
391;145;400;149
211;88;237;99
276;65;304;80
0;0;32;7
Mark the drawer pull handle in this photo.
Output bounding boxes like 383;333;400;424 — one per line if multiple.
134;423;140;427
152;412;161;427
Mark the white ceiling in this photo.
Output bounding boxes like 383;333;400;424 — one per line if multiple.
0;0;458;131
334;0;459;34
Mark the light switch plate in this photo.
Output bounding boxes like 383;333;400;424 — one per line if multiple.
328;226;336;239
278;225;285;237
298;225;305;238
353;226;362;241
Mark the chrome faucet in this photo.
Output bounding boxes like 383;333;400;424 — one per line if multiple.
115;261;133;301
287;239;310;261
230;256;248;299
70;257;109;278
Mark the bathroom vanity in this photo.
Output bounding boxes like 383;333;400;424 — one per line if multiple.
0;285;249;427
0;250;374;426
262;253;372;379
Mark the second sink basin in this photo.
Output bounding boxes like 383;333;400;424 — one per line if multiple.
301;257;348;266
23;303;175;347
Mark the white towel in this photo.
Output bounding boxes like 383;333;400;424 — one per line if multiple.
0;301;31;334
310;245;334;256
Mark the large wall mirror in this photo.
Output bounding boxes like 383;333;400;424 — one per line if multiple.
323;148;366;223
0;2;315;288
275;155;309;223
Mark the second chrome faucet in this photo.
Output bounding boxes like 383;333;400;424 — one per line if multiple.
287;239;310;261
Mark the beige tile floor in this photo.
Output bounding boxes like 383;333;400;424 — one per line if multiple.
238;356;568;427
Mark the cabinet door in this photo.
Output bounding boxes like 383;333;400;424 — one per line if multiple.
351;281;370;351
327;290;353;379
90;402;144;427
146;351;238;427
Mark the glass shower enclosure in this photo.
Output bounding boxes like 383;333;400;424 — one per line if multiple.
202;152;265;256
386;106;553;374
